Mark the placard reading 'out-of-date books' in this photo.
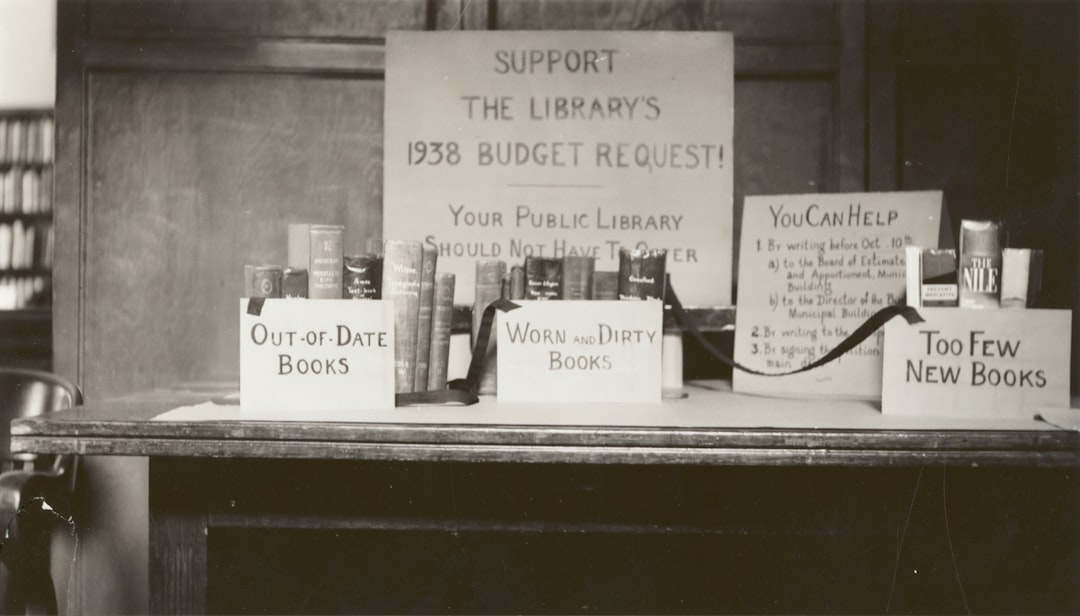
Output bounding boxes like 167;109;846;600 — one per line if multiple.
240;300;396;412
882;308;1071;419
498;301;662;403
734;191;944;398
384;31;734;307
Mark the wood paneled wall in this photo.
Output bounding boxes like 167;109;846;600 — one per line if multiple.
51;0;1078;613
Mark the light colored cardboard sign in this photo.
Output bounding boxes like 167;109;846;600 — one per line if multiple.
240;299;396;412
384;31;734;306
882;307;1071;419
734;190;944;398
497;300;663;403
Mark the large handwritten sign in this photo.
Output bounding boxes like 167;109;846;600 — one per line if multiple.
497;301;662;403
240;300;396;412
882;308;1071;418
734;191;943;398
384;31;734;306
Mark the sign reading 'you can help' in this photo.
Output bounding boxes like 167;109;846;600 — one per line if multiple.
240;299;396;412
384;31;734;306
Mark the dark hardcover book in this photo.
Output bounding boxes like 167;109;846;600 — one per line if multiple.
413;245;438;391
382;240;424;393
282;268;308;298
308;224;344;299
474;259;506;395
920;249;958;307
509;265;526;300
524;256;562;300
592;270;619;300
618;248;667;300
562;256;595;300
1001;248;1043;308
427;272;456;391
958;219;1001;308
343;254;382;299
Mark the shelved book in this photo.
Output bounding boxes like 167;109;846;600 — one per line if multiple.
382;240;423;393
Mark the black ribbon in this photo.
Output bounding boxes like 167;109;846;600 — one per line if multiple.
666;285;924;377
395;298;520;406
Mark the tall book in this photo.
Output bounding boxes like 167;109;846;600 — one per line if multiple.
427;272;456;391
413;245;438;391
474;259;506;395
958;219;1001;308
382;240;424;393
562;256;595;300
509;265;526;300
618;248;667;300
1001;248;1043;308
523;256;562;300
308;224;344;299
287;223;310;270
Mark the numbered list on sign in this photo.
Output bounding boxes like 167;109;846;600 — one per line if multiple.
733;191;943;398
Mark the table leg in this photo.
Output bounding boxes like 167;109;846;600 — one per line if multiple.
149;460;208;614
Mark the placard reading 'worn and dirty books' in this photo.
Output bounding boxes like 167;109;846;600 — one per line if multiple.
384;31;734;306
498;301;663;403
734;191;944;398
240;299;396;412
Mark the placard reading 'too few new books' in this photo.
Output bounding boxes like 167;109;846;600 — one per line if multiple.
240;299;396;412
497;301;663;403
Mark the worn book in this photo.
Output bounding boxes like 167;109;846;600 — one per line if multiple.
592;270;619;300
282;268;308;298
524;256;562;300
382;240;423;393
343;254;382;299
618;248;667;300
427;272;456;391
308;224;344;299
562;255;595;300
287;223;310;271
474;259;506;395
413;245;438;391
1001;248;1043;308
509;265;526;300
958;220;1001;308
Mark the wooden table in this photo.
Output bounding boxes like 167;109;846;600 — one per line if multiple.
11;381;1080;614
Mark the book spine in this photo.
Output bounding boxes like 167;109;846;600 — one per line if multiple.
920;248;958;307
474;259;506;395
524;256;562;300
413;245;438;391
308;224;344;299
618;248;667;300
958;220;1002;308
427;272;456;391
1001;248;1043;308
562;256;595;300
282;268;308;298
242;264;255;297
509;265;526;300
382;240;423;393
905;245;922;308
287;223;311;271
592;270;619;300
343;254;382;299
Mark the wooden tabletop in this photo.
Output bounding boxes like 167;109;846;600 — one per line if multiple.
10;381;1079;467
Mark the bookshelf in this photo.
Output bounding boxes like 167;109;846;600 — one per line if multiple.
0;109;53;369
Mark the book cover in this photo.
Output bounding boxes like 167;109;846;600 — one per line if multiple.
1001;248;1043;308
287;223;310;271
413;245;438;391
592;270;619;300
524;256;562;300
509;265;526;300
251;265;283;298
308;224;344;299
343;254;382;299
618;248;667;300
921;248;958;307
282;268;308;298
474;259;506;395
382;240;424;393
427;272;456;391
562;255;595;300
958;220;1001;308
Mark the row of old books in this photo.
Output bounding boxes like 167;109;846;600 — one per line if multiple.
0;275;48;310
0;116;54;166
906;219;1042;309
0;220;52;271
0;167;52;214
242;225;455;395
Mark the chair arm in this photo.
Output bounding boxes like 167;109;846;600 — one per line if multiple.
0;456;76;535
